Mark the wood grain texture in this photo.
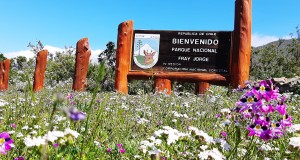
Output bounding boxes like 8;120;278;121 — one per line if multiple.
115;20;134;94
195;82;210;94
230;0;252;88
0;59;10;91
72;38;91;91
128;71;228;83
33;50;48;92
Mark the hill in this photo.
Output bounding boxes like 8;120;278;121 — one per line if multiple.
250;37;300;80
252;38;294;51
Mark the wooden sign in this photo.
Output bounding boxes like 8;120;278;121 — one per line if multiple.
115;0;252;95
131;30;231;74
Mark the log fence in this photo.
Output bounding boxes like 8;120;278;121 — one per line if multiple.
115;0;252;95
0;0;251;94
0;59;10;91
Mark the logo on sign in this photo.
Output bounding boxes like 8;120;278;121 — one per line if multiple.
133;33;160;69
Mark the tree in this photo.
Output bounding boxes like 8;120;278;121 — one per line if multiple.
92;41;117;91
250;27;300;80
98;41;116;68
45;50;75;85
16;56;27;70
0;53;7;62
136;40;143;56
27;40;44;55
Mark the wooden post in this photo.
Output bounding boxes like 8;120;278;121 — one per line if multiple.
0;59;10;91
33;50;48;92
230;0;252;88
154;78;172;95
115;20;134;94
72;38;91;91
195;82;210;94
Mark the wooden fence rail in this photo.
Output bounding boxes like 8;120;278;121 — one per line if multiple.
33;50;48;92
0;59;10;91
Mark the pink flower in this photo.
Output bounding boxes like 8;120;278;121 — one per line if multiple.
119;148;126;154
221;131;227;139
53;143;59;148
280;114;292;127
116;143;123;148
260;104;274;114
107;148;112;153
234;80;292;141
66;93;74;99
14;156;25;160
276;97;287;115
10;124;16;129
0;132;14;154
253;80;278;101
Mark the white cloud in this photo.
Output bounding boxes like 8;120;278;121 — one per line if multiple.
251;33;291;47
91;49;102;64
5;50;34;60
44;45;64;54
4;45;102;64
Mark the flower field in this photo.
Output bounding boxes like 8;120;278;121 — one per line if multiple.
0;79;300;159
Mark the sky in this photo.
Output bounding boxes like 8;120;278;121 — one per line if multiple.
0;0;299;58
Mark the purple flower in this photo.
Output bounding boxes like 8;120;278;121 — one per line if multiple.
119;148;126;154
270;123;284;138
221;131;227;138
107;148;112;153
236;91;262;111
260;104;274;114
66;93;74;99
276;97;287;115
216;113;221;118
0;132;14;154
97;99;102;103
157;121;162;125
70;101;76;106
253;80;279;101
241;108;253;118
247;124;261;136
116;143;123;148
259;129;272;141
255;116;271;126
64;107;86;121
233;80;293;141
280;114;292;127
10;123;16;129
237;85;243;92
53;143;59;148
245;80;251;88
14;156;25;160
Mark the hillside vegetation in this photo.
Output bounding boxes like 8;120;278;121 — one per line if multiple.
3;33;300;94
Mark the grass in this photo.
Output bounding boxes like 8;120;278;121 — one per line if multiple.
0;80;300;159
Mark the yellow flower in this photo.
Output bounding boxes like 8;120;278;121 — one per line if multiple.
260;85;266;91
247;97;254;103
0;138;5;145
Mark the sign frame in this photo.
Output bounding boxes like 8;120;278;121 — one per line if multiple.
130;30;232;75
115;0;252;95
